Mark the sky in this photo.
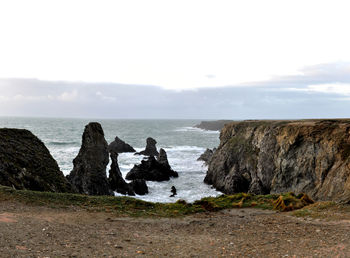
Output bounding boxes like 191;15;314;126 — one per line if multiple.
1;0;350;119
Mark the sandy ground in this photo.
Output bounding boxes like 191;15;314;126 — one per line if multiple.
1;201;350;257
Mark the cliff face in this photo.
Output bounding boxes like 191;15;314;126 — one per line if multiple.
205;120;350;201
0;128;74;193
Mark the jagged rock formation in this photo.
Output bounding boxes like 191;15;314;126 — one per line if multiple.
195;120;233;131
205;119;350;202
126;149;178;181
197;148;215;165
135;137;159;156
0;128;73;193
129;179;148;195
157;148;170;168
67;123;112;196
108;151;148;196
108;136;135;153
108;152;135;195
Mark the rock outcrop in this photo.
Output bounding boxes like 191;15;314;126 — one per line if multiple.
197;148;215;165
0;128;74;193
67;123;112;196
108;136;135;153
108;151;148;196
157;148;170;168
195;120;233;131
135;137;159;156
108;152;135;195
126;149;178;181
205;119;350;202
129;179;148;195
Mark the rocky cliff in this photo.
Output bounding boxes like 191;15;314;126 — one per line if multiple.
0;128;74;192
205;119;350;202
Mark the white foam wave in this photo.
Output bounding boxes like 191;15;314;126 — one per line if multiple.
174;126;220;134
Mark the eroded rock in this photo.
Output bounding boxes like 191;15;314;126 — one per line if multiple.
67;122;112;196
108;136;135;154
0;128;74;193
197;148;215;165
108;152;134;195
135;137;159;156
205;119;350;202
126;149;178;181
129;179;148;195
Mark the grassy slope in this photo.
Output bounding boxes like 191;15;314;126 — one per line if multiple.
0;186;318;217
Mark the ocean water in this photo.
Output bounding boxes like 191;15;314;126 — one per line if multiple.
0;117;221;203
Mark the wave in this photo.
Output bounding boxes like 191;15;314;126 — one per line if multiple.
173;126;220;134
48;141;80;146
164;145;206;152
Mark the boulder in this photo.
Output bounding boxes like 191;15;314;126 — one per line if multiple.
108;136;135;153
197;148;214;165
170;186;177;197
0;128;74;193
126;150;178;181
135;137;159;156
67;122;112;196
108;152;135;195
129;179;148;195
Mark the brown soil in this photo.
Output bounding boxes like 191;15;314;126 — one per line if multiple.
1;201;350;257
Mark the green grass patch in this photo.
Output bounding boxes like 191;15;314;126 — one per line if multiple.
0;186;314;217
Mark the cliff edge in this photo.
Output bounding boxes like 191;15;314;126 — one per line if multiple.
195;120;233;131
205;119;350;202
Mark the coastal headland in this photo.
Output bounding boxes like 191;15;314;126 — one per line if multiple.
2;119;350;256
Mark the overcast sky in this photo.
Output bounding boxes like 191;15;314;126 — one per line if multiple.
1;0;350;119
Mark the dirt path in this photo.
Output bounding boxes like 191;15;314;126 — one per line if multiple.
1;201;350;257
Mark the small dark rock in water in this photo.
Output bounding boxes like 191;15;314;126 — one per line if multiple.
0;128;74;193
126;149;178;181
197;148;215;165
129;179;148;195
170;186;177;197
108;152;135;196
135;137;159;156
67;122;112;196
108;136;136;154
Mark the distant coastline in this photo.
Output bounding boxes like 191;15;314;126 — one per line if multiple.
194;120;234;131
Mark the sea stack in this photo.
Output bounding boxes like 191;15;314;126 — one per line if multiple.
157;148;170;168
135;137;159;156
108;151;135;195
0;128;74;193
67;122;112;196
126;149;178;181
108;136;136;153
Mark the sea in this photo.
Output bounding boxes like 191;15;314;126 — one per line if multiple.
0;117;221;203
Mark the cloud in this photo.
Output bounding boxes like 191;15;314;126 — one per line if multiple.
0;62;350;119
57;90;78;102
96;91;116;102
286;83;350;96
